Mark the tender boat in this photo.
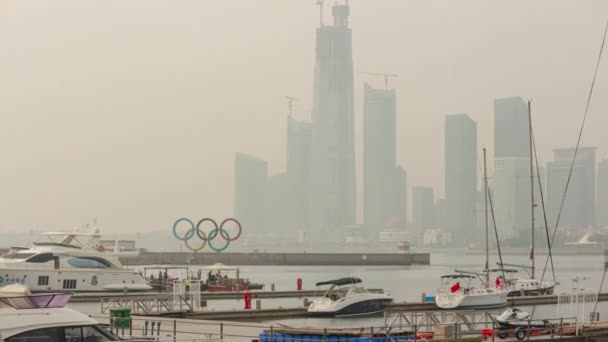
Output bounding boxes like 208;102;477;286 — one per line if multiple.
201;263;264;292
435;274;508;309
307;277;392;317
0;285;120;342
0;229;151;292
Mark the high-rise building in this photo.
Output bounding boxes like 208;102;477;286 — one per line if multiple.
598;159;608;227
444;114;477;242
287;116;312;230
363;83;397;228
412;187;434;233
234;153;268;233
394;166;408;228
309;2;356;228
264;172;289;233
493;97;531;238
494;97;530;159
546;147;596;230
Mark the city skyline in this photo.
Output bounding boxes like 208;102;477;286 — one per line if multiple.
2;1;608;233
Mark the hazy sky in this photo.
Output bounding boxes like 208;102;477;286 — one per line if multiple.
1;1;608;233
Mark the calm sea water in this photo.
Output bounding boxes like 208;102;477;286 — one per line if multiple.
68;252;608;328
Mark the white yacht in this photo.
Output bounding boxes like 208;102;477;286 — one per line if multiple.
307;277;392;317
435;274;508;309
435;150;508;310
495;269;555;297
0;285;120;342
0;229;150;292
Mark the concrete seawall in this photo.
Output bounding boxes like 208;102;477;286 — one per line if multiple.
119;251;430;266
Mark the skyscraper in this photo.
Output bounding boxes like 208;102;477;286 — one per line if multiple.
363;83;397;228
234;152;268;233
287;116;312;230
493;97;531;238
598;159;608;227
412;187;435;233
546;147;596;230
309;2;356;228
494;97;530;159
265;172;289;233
394;166;408;228
444;114;477;242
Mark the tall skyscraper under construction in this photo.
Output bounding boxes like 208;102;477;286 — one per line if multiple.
363;83;397;228
309;2;356;228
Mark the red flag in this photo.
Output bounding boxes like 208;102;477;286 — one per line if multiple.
495;277;501;288
529;248;534;260
450;282;461;293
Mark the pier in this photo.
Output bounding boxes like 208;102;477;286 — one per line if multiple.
119;251;430;266
95;291;603;322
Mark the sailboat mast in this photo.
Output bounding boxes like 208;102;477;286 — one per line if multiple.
483;148;490;287
528;101;535;279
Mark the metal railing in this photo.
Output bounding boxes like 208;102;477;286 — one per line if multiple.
93;313;589;342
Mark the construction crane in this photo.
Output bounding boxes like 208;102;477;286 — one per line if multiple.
316;0;324;26
360;71;399;89
285;96;297;116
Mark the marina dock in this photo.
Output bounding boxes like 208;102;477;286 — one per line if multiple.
72;288;384;302
96;292;607;322
119;251;430;266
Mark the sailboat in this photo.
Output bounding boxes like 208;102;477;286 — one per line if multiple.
498;101;556;297
435;149;509;309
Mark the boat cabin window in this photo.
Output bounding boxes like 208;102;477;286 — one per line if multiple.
3;253;36;260
8;326;118;342
7;327;63;342
64;326;118;342
26;253;55;263
67;257;112;268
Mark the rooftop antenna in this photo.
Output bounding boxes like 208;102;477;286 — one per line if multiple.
360;71;399;89
316;0;324;26
285;96;297;117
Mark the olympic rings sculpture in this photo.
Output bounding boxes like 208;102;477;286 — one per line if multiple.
172;217;242;253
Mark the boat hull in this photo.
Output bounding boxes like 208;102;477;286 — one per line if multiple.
308;292;393;317
308;298;393;317
508;284;555;297
0;268;151;292
436;291;508;309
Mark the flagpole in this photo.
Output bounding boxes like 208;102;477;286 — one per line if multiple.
483;148;490;288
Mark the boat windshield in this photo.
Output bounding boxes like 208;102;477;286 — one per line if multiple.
2;253;36;260
7;325;119;342
347;286;368;295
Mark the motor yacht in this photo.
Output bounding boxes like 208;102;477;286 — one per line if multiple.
0;285;120;342
307;277;392;317
0;229;150;292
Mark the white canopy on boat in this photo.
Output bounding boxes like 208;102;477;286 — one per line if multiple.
202;263;239;271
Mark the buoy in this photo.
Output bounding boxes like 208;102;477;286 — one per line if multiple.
97;245;104;252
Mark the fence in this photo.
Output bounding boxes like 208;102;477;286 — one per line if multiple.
95;312;583;342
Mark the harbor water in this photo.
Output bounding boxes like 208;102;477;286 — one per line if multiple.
69;252;608;328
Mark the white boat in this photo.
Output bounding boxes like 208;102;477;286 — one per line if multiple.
435;274;508;309
496;270;555;297
0;229;150;292
435;150;508;310
307;277;392;317
0;285;120;341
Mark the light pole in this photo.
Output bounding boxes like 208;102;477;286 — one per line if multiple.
572;276;591;336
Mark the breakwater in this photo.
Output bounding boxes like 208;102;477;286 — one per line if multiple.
119;251;430;266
